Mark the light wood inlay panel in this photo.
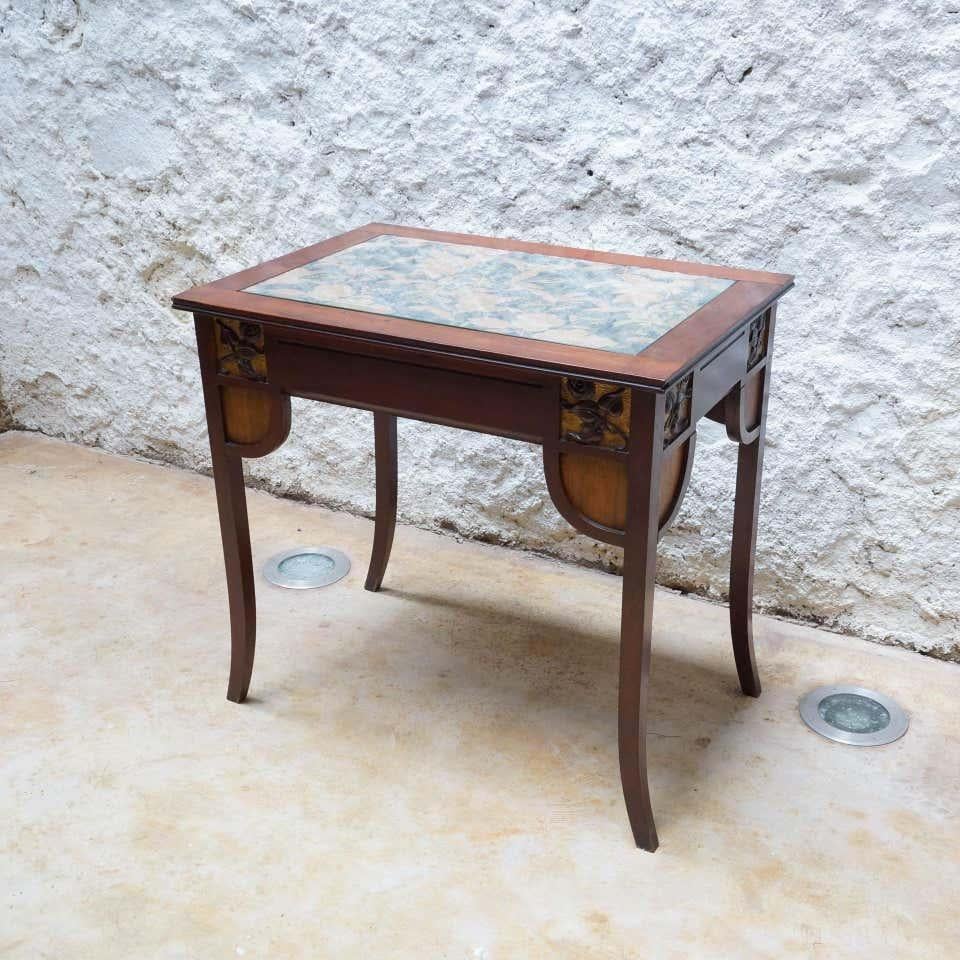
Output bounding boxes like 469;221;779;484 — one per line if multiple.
743;369;764;432
221;386;273;445
559;452;630;530
658;441;688;528
559;440;690;532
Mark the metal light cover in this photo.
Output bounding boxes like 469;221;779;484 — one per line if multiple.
262;547;350;589
799;684;908;746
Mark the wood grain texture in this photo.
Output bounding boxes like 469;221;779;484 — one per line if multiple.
364;412;398;592
729;307;778;698
559;452;629;530
269;337;551;443
174;224;794;389
722;360;767;444
743;369;764;431
657;440;689;529
618;387;665;851
215;316;267;381
221;385;273;445
181;229;794;853
560;377;631;451
557;438;691;533
195;316;259;703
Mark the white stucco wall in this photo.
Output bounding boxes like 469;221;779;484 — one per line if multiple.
2;1;958;658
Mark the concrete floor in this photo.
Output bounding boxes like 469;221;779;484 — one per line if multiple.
1;432;958;959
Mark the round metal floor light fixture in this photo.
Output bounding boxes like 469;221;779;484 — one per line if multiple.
799;684;908;746
263;547;350;589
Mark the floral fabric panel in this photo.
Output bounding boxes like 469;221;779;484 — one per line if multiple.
245;236;733;356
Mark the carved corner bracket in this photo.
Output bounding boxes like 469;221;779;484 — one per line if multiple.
215;317;267;381
664;373;693;447
560;377;631;452
747;312;769;370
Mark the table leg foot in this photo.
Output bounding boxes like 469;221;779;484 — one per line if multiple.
364;412;398;593
212;451;257;704
730;369;771;701
619;684;660;852
730;437;763;698
619;540;660;852
618;388;663;852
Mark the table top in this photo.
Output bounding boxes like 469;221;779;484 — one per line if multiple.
245;234;734;357
173;224;793;388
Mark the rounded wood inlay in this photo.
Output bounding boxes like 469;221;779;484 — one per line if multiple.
559;452;629;530
743;369;764;433
559;440;692;534
221;386;273;445
658;441;688;529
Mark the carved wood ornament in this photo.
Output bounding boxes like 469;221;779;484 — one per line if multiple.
560;377;631;452
663;373;693;446
747;312;768;370
216;317;267;381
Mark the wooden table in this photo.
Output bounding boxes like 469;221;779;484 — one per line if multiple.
172;223;794;851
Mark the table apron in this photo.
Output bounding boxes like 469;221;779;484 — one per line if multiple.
269;337;553;443
692;328;749;423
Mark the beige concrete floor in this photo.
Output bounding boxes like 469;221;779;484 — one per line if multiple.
1;431;958;959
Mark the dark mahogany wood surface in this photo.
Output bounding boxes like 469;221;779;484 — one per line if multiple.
177;224;794;853
173;223;793;389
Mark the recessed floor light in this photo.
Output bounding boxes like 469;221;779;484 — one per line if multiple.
263;547;350;589
799;685;908;746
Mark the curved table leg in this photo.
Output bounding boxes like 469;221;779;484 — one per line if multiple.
365;412;398;592
727;311;775;699
195;314;291;704
730;433;764;698
618;389;664;852
211;449;257;703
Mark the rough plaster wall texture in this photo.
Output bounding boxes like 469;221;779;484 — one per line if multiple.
2;1;959;657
